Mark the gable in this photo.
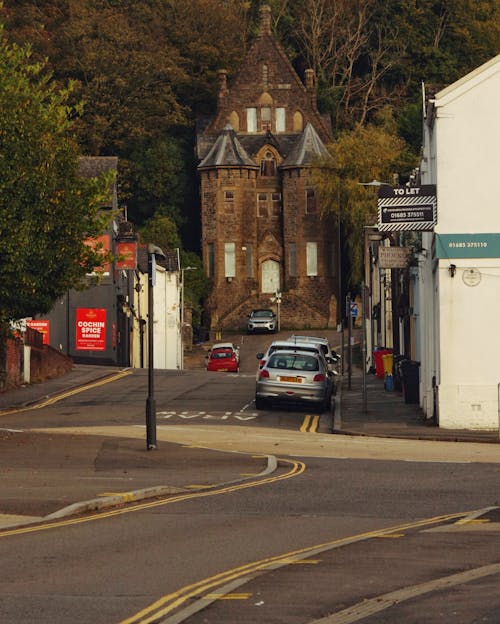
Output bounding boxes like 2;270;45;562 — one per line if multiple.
202;7;331;144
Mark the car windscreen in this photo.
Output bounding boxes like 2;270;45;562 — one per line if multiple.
268;354;319;371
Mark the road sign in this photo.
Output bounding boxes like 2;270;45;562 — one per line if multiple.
350;302;359;317
377;185;436;231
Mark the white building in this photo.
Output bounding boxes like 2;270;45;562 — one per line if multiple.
131;253;182;370
418;54;500;429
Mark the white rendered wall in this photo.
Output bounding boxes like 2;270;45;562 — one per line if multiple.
431;56;500;429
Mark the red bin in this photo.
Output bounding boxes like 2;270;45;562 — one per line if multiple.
373;349;392;378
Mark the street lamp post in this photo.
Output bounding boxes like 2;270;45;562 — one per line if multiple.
146;243;165;450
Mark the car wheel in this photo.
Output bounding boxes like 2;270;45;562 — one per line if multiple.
255;397;267;410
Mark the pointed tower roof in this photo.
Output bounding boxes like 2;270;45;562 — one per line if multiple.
198;124;258;170
280;123;331;169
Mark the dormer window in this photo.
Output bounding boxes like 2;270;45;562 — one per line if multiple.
261;106;271;132
260;151;277;177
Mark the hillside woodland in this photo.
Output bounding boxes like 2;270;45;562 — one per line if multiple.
1;0;498;317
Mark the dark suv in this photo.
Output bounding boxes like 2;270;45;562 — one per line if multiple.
247;309;276;334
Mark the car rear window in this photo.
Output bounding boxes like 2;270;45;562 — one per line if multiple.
269;354;319;371
211;349;232;359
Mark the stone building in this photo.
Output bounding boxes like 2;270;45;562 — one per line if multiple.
197;5;338;331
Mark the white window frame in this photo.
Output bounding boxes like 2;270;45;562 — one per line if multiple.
224;242;236;278
276;107;286;132
246;108;257;132
306;242;318;276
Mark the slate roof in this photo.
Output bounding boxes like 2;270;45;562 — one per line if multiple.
198;124;258;170
78;156;118;208
280;123;331;169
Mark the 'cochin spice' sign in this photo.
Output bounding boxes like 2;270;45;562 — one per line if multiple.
76;308;106;351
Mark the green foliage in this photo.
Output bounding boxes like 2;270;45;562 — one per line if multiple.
138;214;181;252
314;112;417;286
0;25;113;325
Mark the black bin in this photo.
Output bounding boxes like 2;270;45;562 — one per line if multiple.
400;360;420;404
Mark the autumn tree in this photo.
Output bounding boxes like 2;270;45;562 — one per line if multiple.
314;109;417;288
0;25;113;328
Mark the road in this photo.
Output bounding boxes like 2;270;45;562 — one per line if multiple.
1;331;499;623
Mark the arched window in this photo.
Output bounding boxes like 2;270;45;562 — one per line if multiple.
229;111;240;131
260;150;277;177
293;110;303;132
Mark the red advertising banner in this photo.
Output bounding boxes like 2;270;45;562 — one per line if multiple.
85;234;111;275
76;308;107;351
26;319;50;345
115;241;137;270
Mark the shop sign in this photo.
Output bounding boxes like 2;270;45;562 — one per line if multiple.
378;246;411;268
115;241;137;270
76;308;106;351
26;319;50;344
377;185;437;231
436;233;500;258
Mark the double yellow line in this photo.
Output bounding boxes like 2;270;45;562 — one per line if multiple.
300;414;319;433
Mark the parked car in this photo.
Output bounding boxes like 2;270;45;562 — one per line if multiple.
257;340;329;371
287;335;340;370
210;342;240;363
206;343;239;373
255;349;333;412
247;308;276;334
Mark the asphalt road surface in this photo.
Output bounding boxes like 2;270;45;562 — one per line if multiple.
1;330;499;623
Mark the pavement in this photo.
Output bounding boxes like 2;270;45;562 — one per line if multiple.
0;360;498;530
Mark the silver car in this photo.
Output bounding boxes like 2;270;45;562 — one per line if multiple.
255;349;333;412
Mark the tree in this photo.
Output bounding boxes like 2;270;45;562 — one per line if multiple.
313;110;417;287
0;25;113;328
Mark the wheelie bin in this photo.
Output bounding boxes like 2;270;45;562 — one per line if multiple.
400;360;420;404
373;348;392;379
382;353;394;391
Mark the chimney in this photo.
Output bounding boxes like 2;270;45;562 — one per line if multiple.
260;5;272;36
305;69;315;92
217;69;228;98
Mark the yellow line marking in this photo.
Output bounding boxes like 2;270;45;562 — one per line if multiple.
0;459;305;539
205;593;252;600
376;533;405;538
240;473;259;476
0;370;133;416
300;414;320;433
300;415;312;432
117;509;480;624
309;414;320;432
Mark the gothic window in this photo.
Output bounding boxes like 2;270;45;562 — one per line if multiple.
223;190;235;212
257;192;268;217
288;242;296;277
224;242;236;278
244;244;253;277
260;151;277;177
246;107;257;132
327;242;336;276
262;64;269;87
260;106;271;132
207;242;215;277
271;192;281;216
276;107;286;132
229;111;240;131
293;110;303;131
306;242;318;276
306;188;317;214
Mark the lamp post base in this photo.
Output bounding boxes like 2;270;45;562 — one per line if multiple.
146;397;157;450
